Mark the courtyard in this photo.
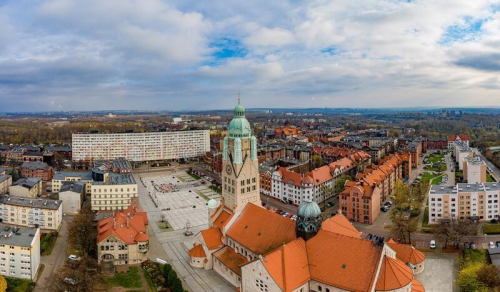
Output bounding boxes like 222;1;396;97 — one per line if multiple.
138;171;221;230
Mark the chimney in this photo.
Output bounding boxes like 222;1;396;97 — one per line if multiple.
113;217;116;230
126;218;129;228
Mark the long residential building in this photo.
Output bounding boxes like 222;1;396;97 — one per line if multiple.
428;182;500;224
0;195;63;231
72;130;210;162
0;226;40;280
91;173;137;211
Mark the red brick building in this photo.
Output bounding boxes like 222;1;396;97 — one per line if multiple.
21;161;54;180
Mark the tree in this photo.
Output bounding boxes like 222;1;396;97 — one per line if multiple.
67;205;97;256
390;213;418;244
457;263;487;292
53;152;65;171
167;269;177;287
432;220;453;248
449;217;477;248
477;264;500;289
172;278;184;292
334;175;351;195
311;154;324;169
0;275;6;292
51;255;103;292
319;184;332;214
162;264;172;277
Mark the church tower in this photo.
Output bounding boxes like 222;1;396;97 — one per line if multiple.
221;97;262;213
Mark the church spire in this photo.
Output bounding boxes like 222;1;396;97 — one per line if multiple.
238;91;240;105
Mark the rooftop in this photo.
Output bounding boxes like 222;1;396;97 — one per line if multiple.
12;178;41;189
0;226;38;247
93;173;136;185
21;161;49;170
0;175;11;183
0;194;61;210
60;181;86;194
53;172;93;180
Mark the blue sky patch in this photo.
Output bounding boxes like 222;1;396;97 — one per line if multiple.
211;38;247;60
439;16;485;46
320;46;338;55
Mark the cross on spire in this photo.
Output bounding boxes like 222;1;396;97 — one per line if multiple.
238;91;240;104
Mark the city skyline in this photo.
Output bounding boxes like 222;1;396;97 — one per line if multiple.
0;0;500;111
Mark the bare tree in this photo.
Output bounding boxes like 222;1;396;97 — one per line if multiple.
68;205;97;256
51;255;103;292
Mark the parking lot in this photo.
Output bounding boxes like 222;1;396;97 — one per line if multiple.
138;171;220;230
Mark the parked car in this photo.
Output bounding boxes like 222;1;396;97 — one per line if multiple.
291;215;297;221
464;242;470;249
282;212;289;217
286;214;294;219
64;278;77;285
430;240;436;249
496;241;500;248
366;234;373;240
326;202;334;208
275;209;283;214
380;206;389;212
372;235;379;241
489;242;495;248
470;242;476;249
68;255;81;261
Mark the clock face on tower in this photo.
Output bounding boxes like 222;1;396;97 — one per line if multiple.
226;164;232;175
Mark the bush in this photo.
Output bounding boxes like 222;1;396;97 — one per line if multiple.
162;264;172;277
167;270;177;287
491;219;498;224
172;278;183;292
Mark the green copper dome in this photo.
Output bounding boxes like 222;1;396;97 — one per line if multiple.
228;101;251;138
297;200;322;219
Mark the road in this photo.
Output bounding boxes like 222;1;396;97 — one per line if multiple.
34;216;72;292
474;147;500;181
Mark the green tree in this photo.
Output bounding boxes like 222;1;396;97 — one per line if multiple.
334;175;351;195
457;263;487;292
162;264;172;277
167;269;177;287
311;154;324;169
172;278;183;292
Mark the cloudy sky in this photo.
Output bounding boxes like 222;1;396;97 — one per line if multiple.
0;0;500;111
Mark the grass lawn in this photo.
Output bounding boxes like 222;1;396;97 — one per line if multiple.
187;172;201;180
6;277;34;292
156;221;171;230
487;173;497;182
421;172;442;185
483;224;500;234
106;267;143;288
461;249;487;266
40;232;58;256
210;185;222;194
428;154;444;163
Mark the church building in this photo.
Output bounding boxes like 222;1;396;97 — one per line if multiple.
189;100;426;292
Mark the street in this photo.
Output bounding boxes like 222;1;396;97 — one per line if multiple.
34;216;72;292
474;147;500;181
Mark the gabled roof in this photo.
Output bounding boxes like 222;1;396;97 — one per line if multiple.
261;238;310;292
213;246;248;276
322;213;361;238
448;134;468;141
201;227;224;250
306;230;382;291
226;203;296;255
386;239;426;265
213;209;233;229
375;256;413;291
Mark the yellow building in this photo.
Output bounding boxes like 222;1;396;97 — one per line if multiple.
52;172;93;195
0;195;63;231
91;173;137;211
0;175;12;194
0;226;40;280
9;178;42;198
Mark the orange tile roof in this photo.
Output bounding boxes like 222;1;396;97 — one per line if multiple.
213;246;248;276
322;213;361;238
97;204;149;244
310;166;333;185
189;244;206;258
226;203;296;255
201;227;224;250
213;209;233;229
386;240;426;265
375;256;413;291
306;230;382;291
448;134;468;141
411;279;425;292
277;167;303;187
261;238;310;292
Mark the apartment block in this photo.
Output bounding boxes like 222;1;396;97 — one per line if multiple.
0;195;62;231
0;226;40;280
428;182;500;224
91;173;137;211
0;175;12;194
72;130;210;162
463;156;487;184
58;181;85;214
52;172;93;195
9;178;42;198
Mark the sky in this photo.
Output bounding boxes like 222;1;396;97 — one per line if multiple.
0;0;500;112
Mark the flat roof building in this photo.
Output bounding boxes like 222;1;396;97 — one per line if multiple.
0;226;41;280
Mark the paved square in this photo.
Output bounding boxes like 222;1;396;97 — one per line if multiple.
139;171;221;230
416;253;458;292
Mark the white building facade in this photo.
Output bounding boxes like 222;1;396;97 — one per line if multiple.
72;130;210;162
